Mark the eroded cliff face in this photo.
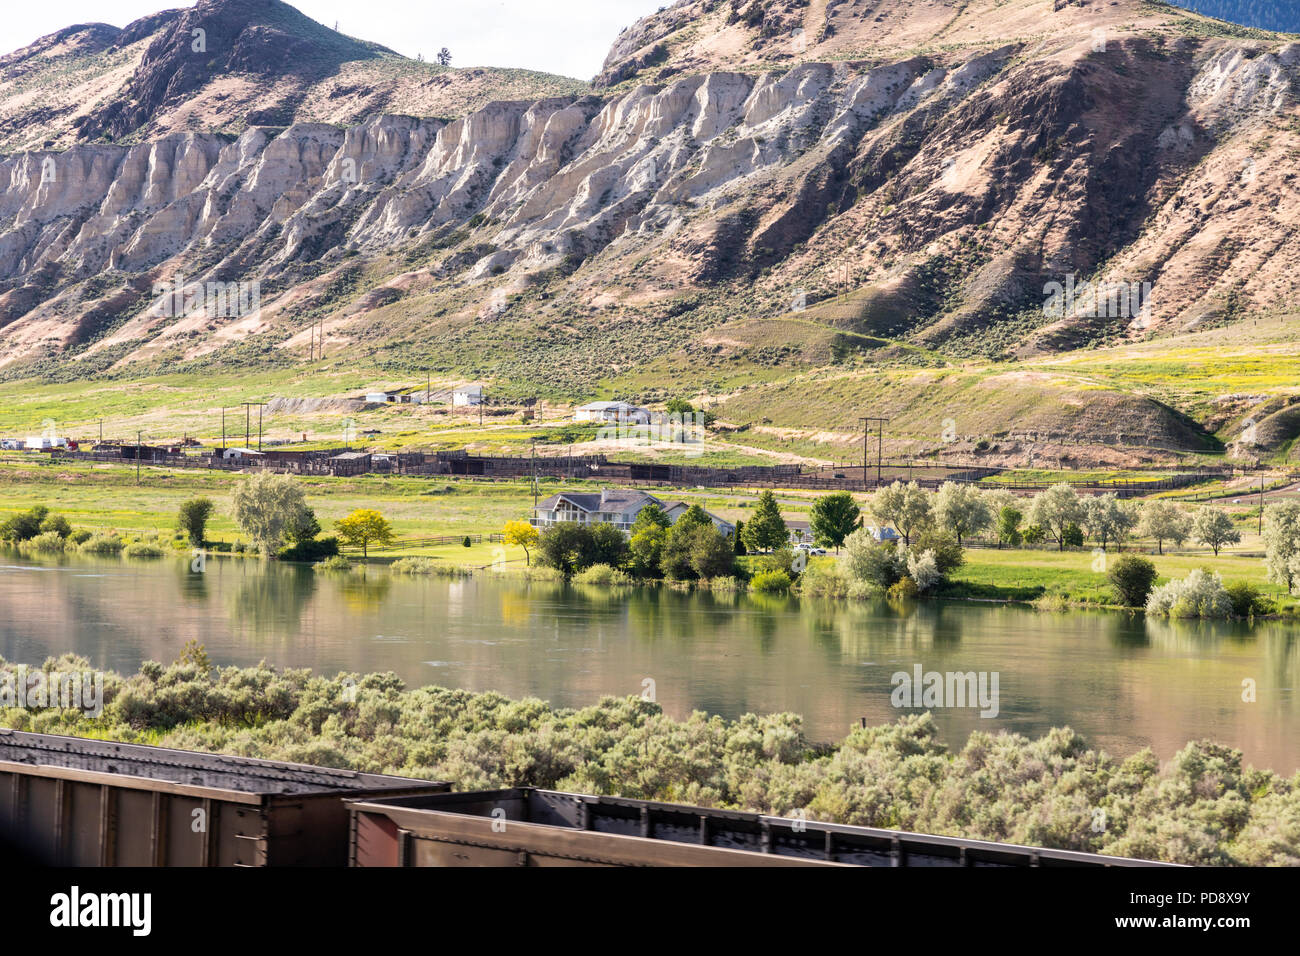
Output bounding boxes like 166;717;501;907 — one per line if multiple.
0;0;1297;419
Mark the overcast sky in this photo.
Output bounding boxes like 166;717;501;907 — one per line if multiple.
0;0;669;80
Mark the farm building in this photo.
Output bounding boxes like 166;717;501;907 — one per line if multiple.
574;401;650;424
221;447;264;461
329;452;372;476
453;385;485;407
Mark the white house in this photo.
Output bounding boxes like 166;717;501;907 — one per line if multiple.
574;401;650;424
453;385;484;407
221;447;265;461
533;489;731;535
867;525;900;543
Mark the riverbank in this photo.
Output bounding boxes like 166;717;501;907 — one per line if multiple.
1;653;1294;866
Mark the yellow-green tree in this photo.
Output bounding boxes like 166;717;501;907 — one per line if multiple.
334;509;395;558
503;520;540;566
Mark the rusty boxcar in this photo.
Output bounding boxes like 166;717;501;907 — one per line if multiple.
347;788;1175;867
0;729;449;866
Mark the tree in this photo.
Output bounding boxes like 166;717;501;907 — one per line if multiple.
1191;507;1241;556
286;507;322;545
630;504;672;534
1082;494;1133;551
868;481;932;546
841;528;905;589
996;505;1023;549
630;524;668;577
1263;500;1300;594
733;519;746;555
1137;500;1191;555
231;474;310;553
437;47;452;66
535;522;627;576
743;491;788;552
177;497;214;548
1108;555;1159;608
0;505;49;542
590;522;630;569
809;492;860;552
933;482;992;547
503;520;540;566
689;525;735;579
39;513;73;539
1027;484;1085;551
334;509;396;558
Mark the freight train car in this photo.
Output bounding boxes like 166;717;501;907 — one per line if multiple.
0;730;449;866
347;788;1177;868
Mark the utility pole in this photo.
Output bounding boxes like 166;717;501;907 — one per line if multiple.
98;419;103;444
1259;476;1265;535
531;440;538;511
860;417;888;490
136;431;142;485
240;402;267;451
222;407;227;454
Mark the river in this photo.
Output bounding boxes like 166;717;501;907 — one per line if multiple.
1;554;1296;772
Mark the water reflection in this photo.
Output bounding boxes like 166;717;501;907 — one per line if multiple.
0;554;1296;772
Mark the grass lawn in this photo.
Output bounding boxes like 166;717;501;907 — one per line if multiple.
948;546;1297;612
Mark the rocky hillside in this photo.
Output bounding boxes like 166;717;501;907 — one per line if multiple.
0;0;1297;462
0;0;585;151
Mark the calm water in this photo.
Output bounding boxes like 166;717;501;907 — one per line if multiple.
0;554;1296;772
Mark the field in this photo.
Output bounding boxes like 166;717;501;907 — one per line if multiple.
1;452;1294;614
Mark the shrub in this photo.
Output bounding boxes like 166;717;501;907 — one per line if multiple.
124;542;165;559
278;536;341;563
39;514;72;538
701;575;743;591
910;529;964;574
462;536;472;548
68;529;92;545
22;530;67;553
906;550;942;593
841;529;905;590
796;561;848;598
1108;555;1158;608
390;557;437;574
319;555;352;571
887;576;920;601
79;534;125;555
1146;569;1234;619
573;563;633;586
1224;582;1274;619
750;570;792;593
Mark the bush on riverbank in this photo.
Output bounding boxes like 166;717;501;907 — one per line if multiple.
1;654;1293;866
573;563;633;586
78;534;125;555
1146;570;1234;619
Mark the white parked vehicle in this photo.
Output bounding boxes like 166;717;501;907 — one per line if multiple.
795;543;828;555
0;439;22;450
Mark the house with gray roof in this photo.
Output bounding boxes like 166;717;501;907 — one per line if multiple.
533;489;731;536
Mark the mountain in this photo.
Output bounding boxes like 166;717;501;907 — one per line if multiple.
0;0;585;151
0;0;1297;464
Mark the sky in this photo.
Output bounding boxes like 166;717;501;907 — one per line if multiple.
0;0;671;80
